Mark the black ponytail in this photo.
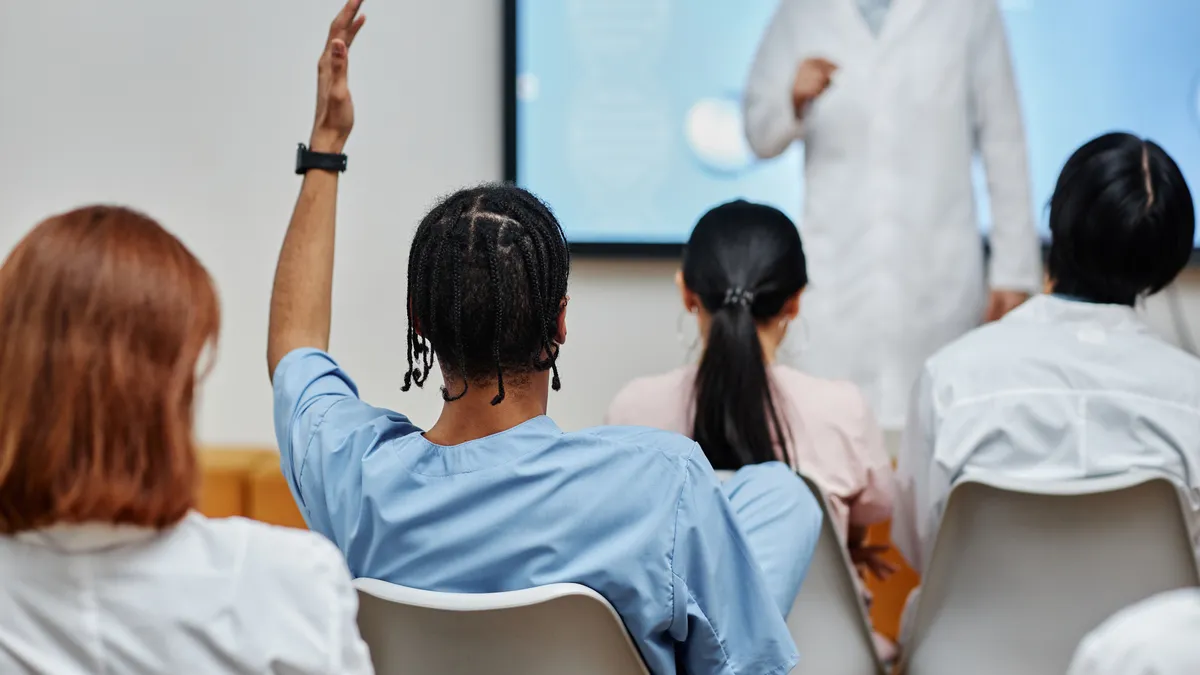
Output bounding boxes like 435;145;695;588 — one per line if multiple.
684;201;807;470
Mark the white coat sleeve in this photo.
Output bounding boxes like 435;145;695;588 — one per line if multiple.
970;0;1041;293
743;0;806;160
891;365;939;572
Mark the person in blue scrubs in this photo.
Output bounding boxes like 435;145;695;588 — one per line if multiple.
265;3;822;674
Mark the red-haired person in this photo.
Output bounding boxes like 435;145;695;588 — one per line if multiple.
0;207;371;674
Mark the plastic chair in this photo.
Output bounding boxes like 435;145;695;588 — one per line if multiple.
354;579;649;675
788;474;887;674
714;469;885;674
900;471;1200;675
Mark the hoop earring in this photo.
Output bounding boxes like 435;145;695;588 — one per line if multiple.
676;309;700;362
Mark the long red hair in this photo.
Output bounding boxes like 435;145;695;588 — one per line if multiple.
0;206;219;533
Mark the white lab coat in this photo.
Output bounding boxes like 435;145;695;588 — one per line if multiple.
893;295;1200;571
744;0;1042;428
1068;589;1200;675
0;512;372;675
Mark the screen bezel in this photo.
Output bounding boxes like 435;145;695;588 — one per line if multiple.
503;0;684;258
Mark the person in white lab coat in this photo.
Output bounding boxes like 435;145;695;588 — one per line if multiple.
893;132;1200;572
1067;589;1200;675
0;206;371;675
744;0;1042;428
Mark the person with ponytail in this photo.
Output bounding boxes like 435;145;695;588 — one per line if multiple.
607;200;898;657
267;5;820;673
610;200;893;542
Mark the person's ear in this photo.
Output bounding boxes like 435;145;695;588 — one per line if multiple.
676;269;701;314
554;296;569;345
781;288;803;322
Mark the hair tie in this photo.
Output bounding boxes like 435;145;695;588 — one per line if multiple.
722;287;755;308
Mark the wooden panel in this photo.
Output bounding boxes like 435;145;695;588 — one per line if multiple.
197;448;267;518
198;448;307;529
248;460;308;529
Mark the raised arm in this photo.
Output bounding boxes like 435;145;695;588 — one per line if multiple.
267;0;366;378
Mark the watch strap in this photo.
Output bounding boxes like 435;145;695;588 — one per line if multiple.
295;143;347;174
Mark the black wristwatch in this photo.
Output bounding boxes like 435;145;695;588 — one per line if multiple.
295;143;347;175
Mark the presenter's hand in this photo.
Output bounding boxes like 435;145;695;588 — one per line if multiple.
310;0;366;154
985;289;1029;322
792;57;838;117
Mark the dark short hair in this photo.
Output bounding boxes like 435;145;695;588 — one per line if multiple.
0;206;218;534
403;185;570;405
1049;132;1195;305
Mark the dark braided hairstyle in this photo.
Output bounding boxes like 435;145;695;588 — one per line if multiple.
402;184;570;405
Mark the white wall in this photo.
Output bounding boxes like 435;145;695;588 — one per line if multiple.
1;0;1199;446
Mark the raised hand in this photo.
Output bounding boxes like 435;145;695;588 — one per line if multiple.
311;0;366;154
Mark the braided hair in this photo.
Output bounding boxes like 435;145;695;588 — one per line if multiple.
402;184;570;405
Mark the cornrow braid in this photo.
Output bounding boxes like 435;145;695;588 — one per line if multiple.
483;222;506;405
402;184;571;405
402;207;437;392
505;187;567;389
424;198;466;385
444;245;469;402
514;236;545;363
403;195;470;391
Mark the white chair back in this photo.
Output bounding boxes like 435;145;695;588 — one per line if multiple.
901;471;1200;675
714;469;884;674
788;474;886;674
354;579;649;675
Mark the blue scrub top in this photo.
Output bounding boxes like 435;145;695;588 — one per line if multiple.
273;349;799;675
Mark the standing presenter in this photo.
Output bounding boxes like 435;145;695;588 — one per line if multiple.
744;0;1041;428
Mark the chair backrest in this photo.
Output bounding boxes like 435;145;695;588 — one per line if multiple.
354;579;649;675
787;475;886;675
902;471;1200;675
714;469;884;674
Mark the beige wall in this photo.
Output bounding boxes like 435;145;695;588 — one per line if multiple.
1;0;1198;446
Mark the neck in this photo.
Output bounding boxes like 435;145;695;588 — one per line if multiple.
758;324;785;364
1048;282;1134;307
423;374;549;446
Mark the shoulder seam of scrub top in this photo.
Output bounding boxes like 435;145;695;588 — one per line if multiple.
293;394;355;513
665;442;698;632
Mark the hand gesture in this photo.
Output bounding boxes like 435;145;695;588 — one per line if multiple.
311;0;367;153
792;57;838;116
